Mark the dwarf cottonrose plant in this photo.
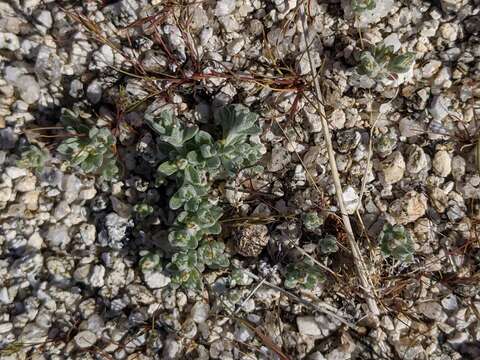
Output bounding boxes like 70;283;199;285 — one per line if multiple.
57;109;119;180
284;258;324;289
379;223;415;262
357;43;415;80
17;145;48;172
143;105;263;289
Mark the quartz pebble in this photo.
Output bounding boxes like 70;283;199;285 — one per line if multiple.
432;150;451;177
74;330;97;349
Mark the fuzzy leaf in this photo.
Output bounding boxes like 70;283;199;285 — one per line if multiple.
183;126;199;143
195;130;213;145
319;235;339;254
184;197;202;212
357;51;379;76
172;250;198;271
145;111;171;135
387;52;416;74
102;159;119;180
158;161;178;176
139;253;162;272
303;212;322;231
200;144;215;158
379;223;415;262
205;156;221;169
17;145;48;170
171;267;203;289
70;148;91;166
186;166;206;186
81;153;103;173
216;105;260;146
57;137;81;155
169;230;200;249
169;193;185;210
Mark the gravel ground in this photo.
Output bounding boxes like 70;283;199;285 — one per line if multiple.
1;0;480;359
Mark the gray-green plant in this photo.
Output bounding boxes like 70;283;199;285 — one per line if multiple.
57;109;119;180
319;234;338;254
284;258;324;289
139;252;162;272
379;223;415;262
144;105;263;289
357;43;415;80
17;145;48;172
229;268;253;287
351;0;376;12
133;203;154;218
302;211;322;231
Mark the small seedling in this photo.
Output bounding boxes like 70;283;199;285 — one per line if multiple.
229;268;253;287
379;223;415;262
319;234;338;254
302;211;322;231
133;203;154;218
284;258;324;289
17;145;48;172
57;110;119;180
351;0;376;12
357;44;415;80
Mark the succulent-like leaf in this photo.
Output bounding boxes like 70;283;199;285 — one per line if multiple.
172;250;199;271
357;51;379;76
158;161;178;176
197;241;229;269
387;52;416;74
170;267;203;289
216;105;260;147
168;229;200;249
139;253;162;272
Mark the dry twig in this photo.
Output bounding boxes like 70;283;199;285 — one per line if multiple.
298;2;380;316
243;270;358;330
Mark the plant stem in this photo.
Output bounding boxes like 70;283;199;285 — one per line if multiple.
243;270;358;330
299;2;380;316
